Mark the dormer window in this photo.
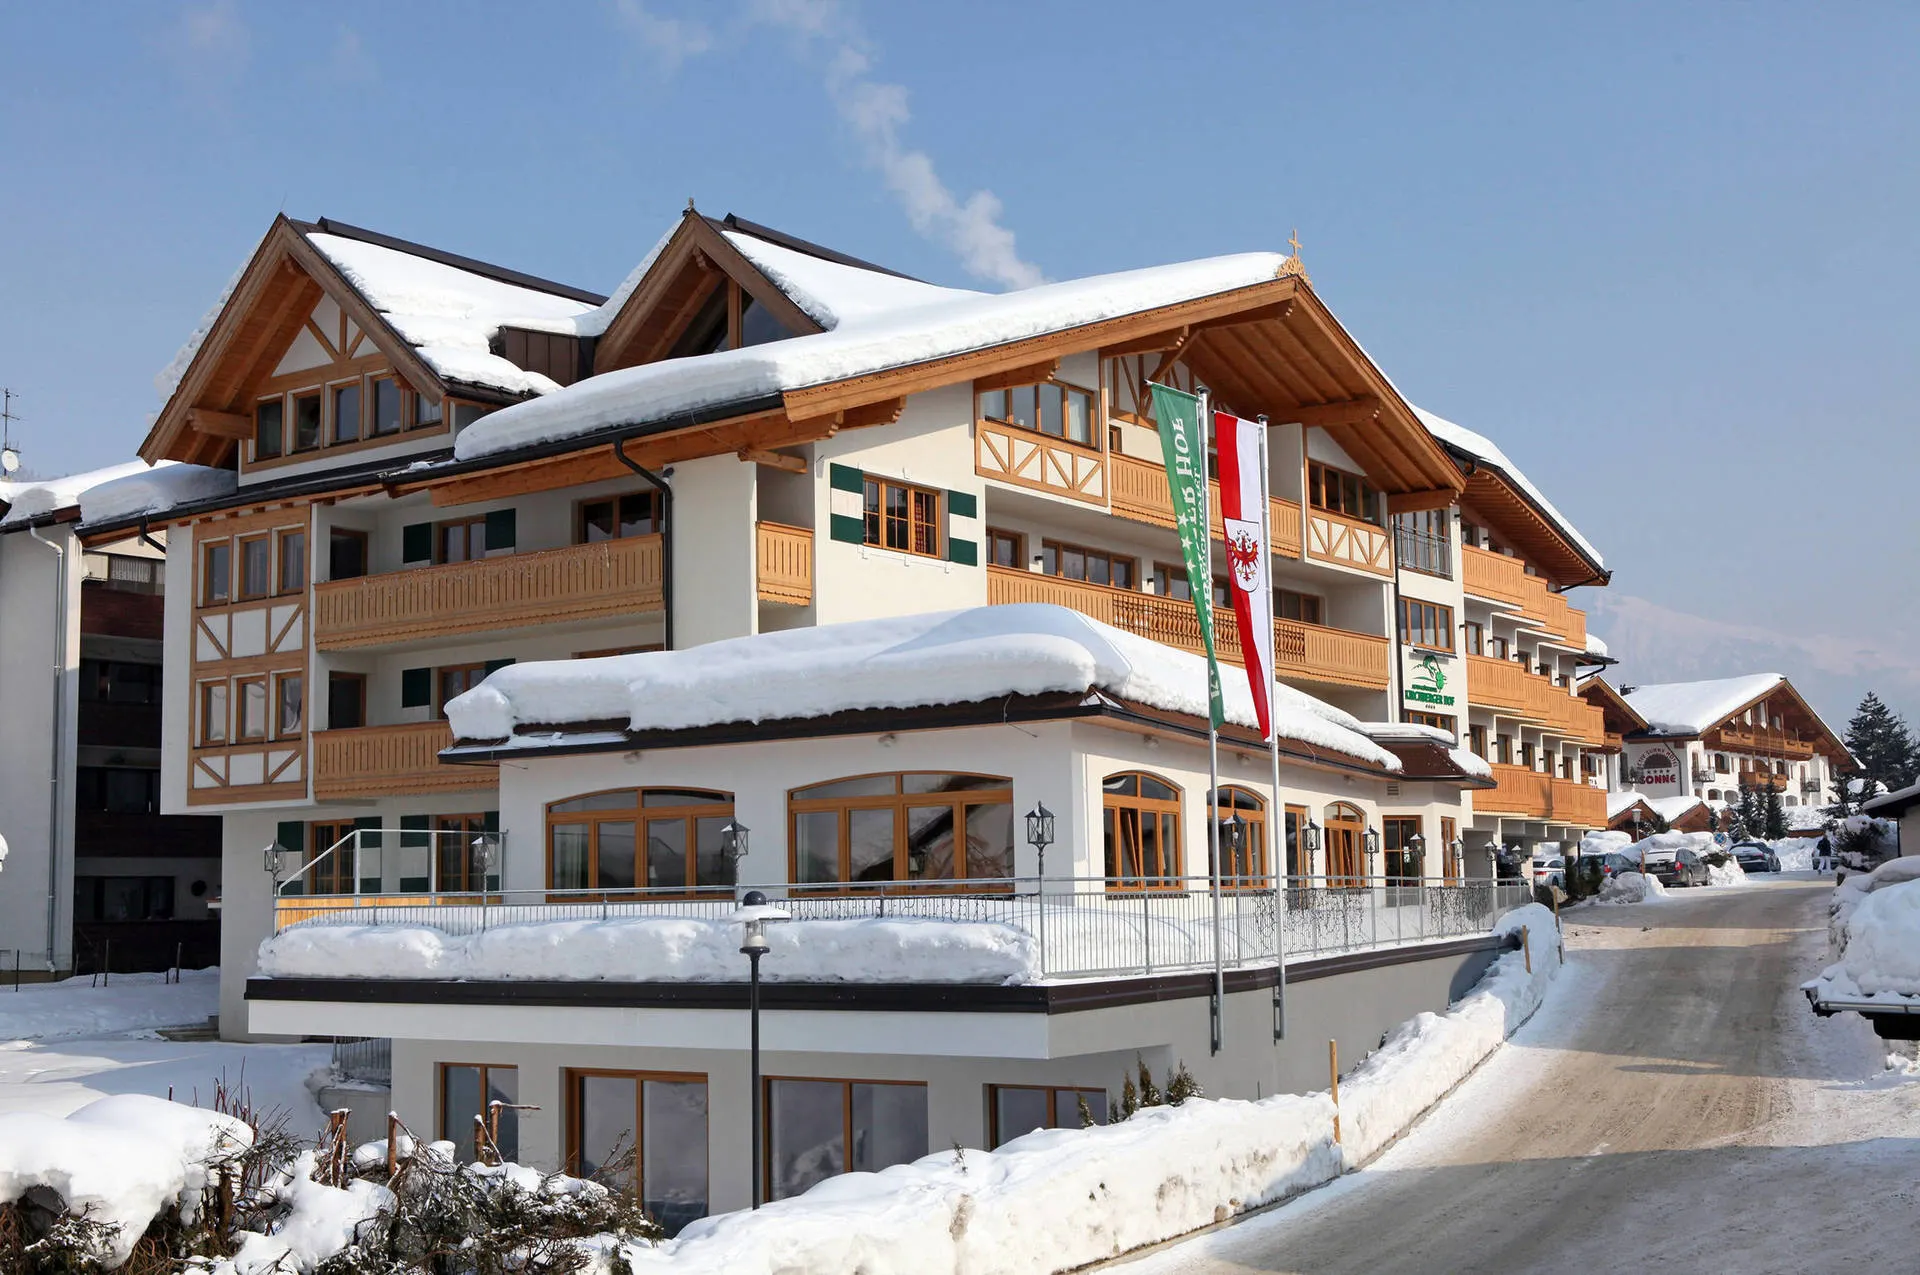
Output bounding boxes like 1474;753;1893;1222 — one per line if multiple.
667;280;802;360
977;382;1095;448
1307;461;1379;521
371;376;403;436
331;382;362;444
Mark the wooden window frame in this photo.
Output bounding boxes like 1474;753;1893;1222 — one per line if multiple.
564;1066;710;1174
1212;785;1269;889
254;396;285;461
439;1061;519;1161
1275;587;1324;626
307;820;358;895
437;515;489;565
437;663;488;719
1103;352;1197;429
198;679;229;746
235;675;268;741
1383;815;1422;883
1323;801;1366;887
289;387;324;454
327;527;369;582
1469;724;1489;758
546;787;738;895
326;671;367;731
985;527;1025;570
861;476;941;558
1463;621;1484;656
975;380;1100;451
1406;710;1456;735
1440;817;1460;884
1399;597;1454;652
436;813;493;892
328;375;365;446
201;539;232;607
986;1084;1109;1148
235;533;272;601
1307;460;1379;522
273;671;304;739
787;772;1015;891
763;1076;926;1203
1102;770;1184;892
1041;538;1137;591
576;490;662;545
1152;561;1229;608
276;528;307;595
367;374;405;438
1284;803;1310;879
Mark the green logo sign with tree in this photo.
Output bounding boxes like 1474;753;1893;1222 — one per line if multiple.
1406;653;1455;706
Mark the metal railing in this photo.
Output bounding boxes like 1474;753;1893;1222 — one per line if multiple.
1393;527;1453;578
270;873;1532;982
273;828;507;899
330;1037;393;1086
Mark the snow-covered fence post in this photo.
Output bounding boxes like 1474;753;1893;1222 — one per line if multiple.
1522;925;1532;975
1329;1039;1341;1143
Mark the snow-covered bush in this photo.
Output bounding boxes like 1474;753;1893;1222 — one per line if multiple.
1596;871;1666;905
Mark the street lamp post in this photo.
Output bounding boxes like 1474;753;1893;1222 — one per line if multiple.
732;889;790;1208
1025;803;1054;973
1223;813;1247;886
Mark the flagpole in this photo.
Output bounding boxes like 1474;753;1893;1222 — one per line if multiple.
1258;413;1288;1041
1200;387;1224;1057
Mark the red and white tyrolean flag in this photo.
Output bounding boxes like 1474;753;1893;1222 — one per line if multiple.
1214;411;1275;739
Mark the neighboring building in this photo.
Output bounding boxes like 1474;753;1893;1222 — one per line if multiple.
1612;675;1851;811
1862;782;1917;855
0;467;221;975
81;208;1612;1215
1605;791;1713;836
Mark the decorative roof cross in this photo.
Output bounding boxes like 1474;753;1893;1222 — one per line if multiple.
1277;229;1310;284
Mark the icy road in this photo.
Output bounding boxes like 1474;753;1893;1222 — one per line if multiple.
1125;876;1920;1274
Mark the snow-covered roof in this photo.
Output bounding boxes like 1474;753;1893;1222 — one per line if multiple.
1357;721;1493;780
1647;794;1706;823
1412;405;1604;570
452;252;1290;462
570;223;676;340
1584;632;1609;658
1864;779;1920;817
723;230;981;329
445;602;1400;771
0;461;157;528
1622;675;1785;736
78;463;236;528
307;232;599;398
1606;790;1652;819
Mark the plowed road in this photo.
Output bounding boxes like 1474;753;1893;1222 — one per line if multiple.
1124;877;1920;1275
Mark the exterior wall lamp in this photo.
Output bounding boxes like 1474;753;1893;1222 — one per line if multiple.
1025;803;1055;879
733;888;790;1209
1223;813;1248;881
720;818;750;883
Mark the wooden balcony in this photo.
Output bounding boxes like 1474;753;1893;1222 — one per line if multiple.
1711;725;1817;760
1108;453;1304;558
1550;778;1608;827
756;522;813;605
1738;768;1792;791
1466;654;1608;745
1304;508;1392;577
975;420;1106;505
1481;764;1551;818
1461;545;1590;647
987;565;1390;690
313;722;496;800
314;534;663;650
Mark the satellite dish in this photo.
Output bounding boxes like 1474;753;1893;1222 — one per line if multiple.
0;448;18;474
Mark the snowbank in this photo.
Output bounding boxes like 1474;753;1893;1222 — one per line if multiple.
1771;837;1821;873
0;1094;252;1265
1596;871;1667;905
1706;857;1750;887
259;915;1036;985
613;905;1563;1274
0;968;219;1042
445;604;1399;771
1579;830;1631;857
1827;879;1920;999
79;462;235;526
221;1149;395;1275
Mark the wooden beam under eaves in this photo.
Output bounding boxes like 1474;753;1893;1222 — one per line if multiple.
738;447;807;473
973;359;1061;394
1386;487;1457;514
1101;327;1188;358
186;408;255;440
1280;397;1381;429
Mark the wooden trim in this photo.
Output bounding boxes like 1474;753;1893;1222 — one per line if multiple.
1101;770;1185;889
786;772;1013;889
564;1067;709;1186
312;721;495;800
972;359;1064;394
186;408;253;439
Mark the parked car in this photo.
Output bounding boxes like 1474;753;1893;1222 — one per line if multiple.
1585;852;1641;880
1532;856;1566;888
1731;841;1780;873
1643;847;1710;887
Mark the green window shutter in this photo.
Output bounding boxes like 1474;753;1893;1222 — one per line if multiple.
275;821;305;854
399;814;430;849
352;815;384;849
402;522;433;564
484;658;515;676
947;538;978;567
484;507;517;551
948;489;978;520
401;667;432;708
352;816;384;893
829;464;866;544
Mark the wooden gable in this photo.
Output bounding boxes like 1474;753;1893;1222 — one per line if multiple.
591;211;824;375
140;216;446;467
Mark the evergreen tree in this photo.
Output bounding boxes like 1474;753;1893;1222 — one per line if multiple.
1845;692;1920;791
1763;784;1788;840
1737;784;1760;839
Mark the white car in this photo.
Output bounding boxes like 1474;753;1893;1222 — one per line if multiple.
1531;856;1566;888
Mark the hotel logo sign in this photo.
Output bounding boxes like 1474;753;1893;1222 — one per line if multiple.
1405;654;1455;707
1637;749;1679;787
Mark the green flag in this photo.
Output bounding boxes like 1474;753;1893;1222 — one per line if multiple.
1149;382;1225;729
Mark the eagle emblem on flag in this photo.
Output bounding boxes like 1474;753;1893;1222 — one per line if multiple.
1226;525;1263;590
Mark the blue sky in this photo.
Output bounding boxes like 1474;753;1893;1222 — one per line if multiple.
2;1;1915;727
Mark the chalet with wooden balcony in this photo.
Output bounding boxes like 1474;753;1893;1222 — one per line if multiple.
1613;674;1851;811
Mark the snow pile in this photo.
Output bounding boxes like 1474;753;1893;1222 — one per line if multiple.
0;968;218;1042
445;603;1400;771
0;460;154;526
0;1094;252;1265
308;232;598;398
260;914;1037;985
220;1149;394;1275
1771;837;1822;872
1578;830;1632;858
79;462;235;526
615;906;1561;1274
455;251;1291;461
1412;406;1603;569
1706;856;1750;887
1827;857;1920;959
1596;871;1667;905
1809;874;1920;1011
724;231;980;329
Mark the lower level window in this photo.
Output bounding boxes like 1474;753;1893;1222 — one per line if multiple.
568;1070;709;1236
863;477;940;556
441;1063;518;1164
766;1078;927;1201
988;1084;1108;1148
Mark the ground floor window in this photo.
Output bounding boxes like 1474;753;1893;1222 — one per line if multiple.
1103;771;1183;889
789;773;1014;887
1383;816;1422;883
1324;802;1366;886
1440;817;1460;884
567;1070;709;1236
547;788;736;893
766;1078;927;1201
441;1063;518;1163
1285;804;1309;878
1212;786;1268;887
988;1085;1109;1148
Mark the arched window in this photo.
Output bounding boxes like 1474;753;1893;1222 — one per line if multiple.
1707;789;1721;802
1104;772;1182;890
1209;786;1268;888
789;773;1013;888
547;788;734;893
1323;802;1366;887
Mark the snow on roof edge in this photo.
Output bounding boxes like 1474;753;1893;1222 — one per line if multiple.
1412;404;1605;573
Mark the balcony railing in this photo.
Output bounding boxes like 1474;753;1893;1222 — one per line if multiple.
1305;507;1393;576
1466;654;1607;745
975;420;1107;505
1480;765;1607;825
312;722;496;800
1107;453;1305;558
269;874;1533;982
1393;527;1453;579
1711;725;1817;760
1549;778;1608;827
314;535;663;650
988;565;1391;690
1738;769;1792;791
755;522;813;605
